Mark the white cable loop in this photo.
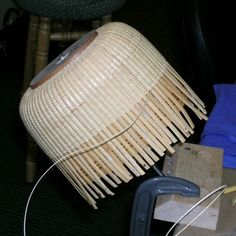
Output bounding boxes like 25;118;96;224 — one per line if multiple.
165;184;227;236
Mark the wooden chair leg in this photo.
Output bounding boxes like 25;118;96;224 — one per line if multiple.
92;14;112;30
34;17;51;74
25;16;51;183
23;15;39;183
102;14;112;25
22;15;39;93
25;133;39;183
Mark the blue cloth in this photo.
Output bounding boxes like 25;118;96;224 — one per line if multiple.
200;84;236;168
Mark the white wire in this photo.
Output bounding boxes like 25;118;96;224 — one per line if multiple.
23;91;153;236
23;160;59;236
165;184;227;236
23;126;133;236
174;185;227;236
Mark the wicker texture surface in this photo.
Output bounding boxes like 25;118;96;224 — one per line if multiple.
15;0;126;20
20;22;207;208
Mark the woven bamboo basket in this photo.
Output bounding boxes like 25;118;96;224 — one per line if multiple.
20;22;207;209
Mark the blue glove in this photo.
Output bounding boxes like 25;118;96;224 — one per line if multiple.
200;84;236;168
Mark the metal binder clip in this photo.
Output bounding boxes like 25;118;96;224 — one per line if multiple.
129;175;200;236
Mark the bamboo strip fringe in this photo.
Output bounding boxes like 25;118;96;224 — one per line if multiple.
20;22;207;209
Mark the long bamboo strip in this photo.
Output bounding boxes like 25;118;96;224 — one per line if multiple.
155;82;195;129
151;87;194;134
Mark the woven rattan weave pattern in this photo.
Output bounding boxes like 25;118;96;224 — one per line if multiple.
20;22;207;208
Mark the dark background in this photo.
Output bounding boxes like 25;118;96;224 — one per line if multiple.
0;0;235;235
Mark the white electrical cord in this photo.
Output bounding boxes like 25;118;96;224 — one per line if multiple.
23;91;153;236
165;184;227;236
23;127;133;236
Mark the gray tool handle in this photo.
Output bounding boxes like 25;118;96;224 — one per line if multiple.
129;176;200;236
